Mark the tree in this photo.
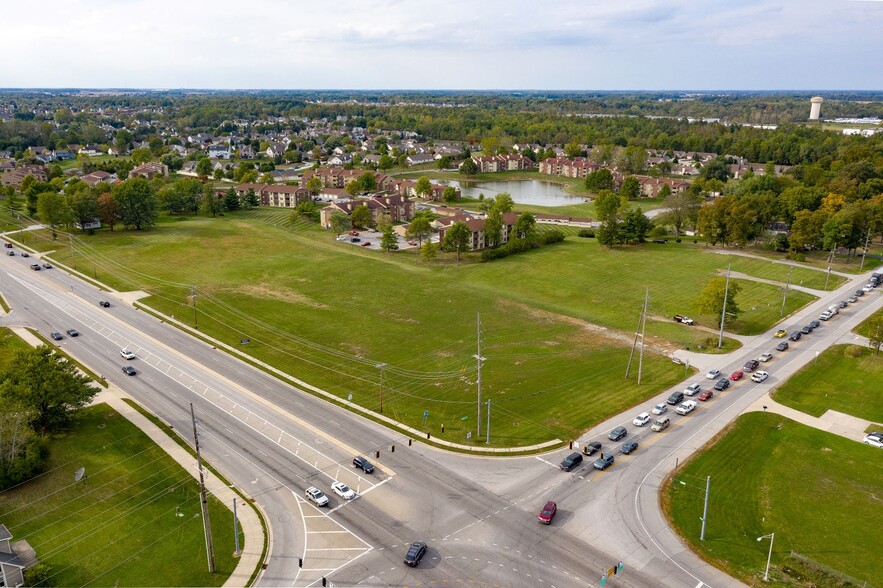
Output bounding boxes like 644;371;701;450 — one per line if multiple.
306;176;323;196
564;139;582;158
867;314;883;355
513;212;536;240
113;177;158;230
380;227;399;252
97;192;118;231
406;215;433;248
484;208;503;247
160;152;184;172
442;186;459;204
594;189;623;247
350;204;372;228
480;136;500;156
699;157;732;183
176;178;203;213
376;212;392;234
224;188;240;212
200;185;223;217
345;180;361;197
415;176;432;199
378;154;394;171
37;192;73;239
196;157;213;177
659;189;700;238
697;277;742;328
421;240;438;261
696;196;730;246
443;221;471;261
357;172;377;192
436;155;453;170
585;169;614;192
459;157;478;176
620;176;641;200
243;188;259;209
493;192;515;213
291;200;319;222
213;168;225;181
0;345;99;432
130;148;152;165
68;190;99;232
329;211;352;237
0;402;45;491
620;207;653;244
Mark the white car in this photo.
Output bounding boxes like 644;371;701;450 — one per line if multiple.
759;353;773;362
331;481;356;500
705;369;720;380
676;400;698;415
305;486;329;506
684;383;702;396
633;412;651;427
862;434;883;448
750;371;769;383
862;284;874;292
651;403;668;415
120;348;136;360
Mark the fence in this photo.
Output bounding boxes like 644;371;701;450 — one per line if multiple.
789;551;877;588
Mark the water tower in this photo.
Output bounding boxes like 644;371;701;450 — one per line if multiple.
809;96;823;121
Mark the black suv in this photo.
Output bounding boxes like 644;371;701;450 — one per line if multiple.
713;378;730;391
776;341;789;352
608;426;627;441
788;331;802;341
560;452;583;471
404;541;427;567
352;456;374;474
667;391;685;405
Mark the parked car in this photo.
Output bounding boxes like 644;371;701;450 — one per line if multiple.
862;433;883;448
651;417;670;432
331;481;356;500
684;383;702;396
351;237;361;243
348;230;360;236
305;486;329;506
621;441;639;455
559;452;583;471
593;454;615;470
632;412;651;427
774;329;787;338
651;403;668;415
360;241;371;247
714;378;730;391
729;370;744;381
122;365;137;376
759;352;773;362
120;349;136;360
705;369;720;379
697;390;714;401
789;331;802;341
407;241;417;246
751;371;769;383
65;329;79;337
608;426;627;441
673;315;694;325
538;501;557;524
50;332;63;341
776;341;789;351
404;541;428;567
667;391;685;405
582;441;602;456
676;400;698;415
353;456;374;474
742;359;760;373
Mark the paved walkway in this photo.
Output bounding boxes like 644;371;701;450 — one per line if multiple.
704;248;855;277
743;392;876;441
7;326;266;588
725;270;824;296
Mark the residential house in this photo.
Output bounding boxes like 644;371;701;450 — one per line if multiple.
635;176;690;197
318;187;350;202
266;142;288;159
1;165;49;188
261;184;311;207
470;154;535;173
208;145;231;160
80;170;117;187
78;144;103;157
129;162;168;180
436;211;519;251
318;195;414;228
327;153;352;166
320;199;384;229
406;153;435;166
237;145;257;159
0;523;35;588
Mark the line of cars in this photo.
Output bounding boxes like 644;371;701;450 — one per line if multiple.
303;456;376;507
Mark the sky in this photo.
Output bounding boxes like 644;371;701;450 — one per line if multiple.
2;0;882;90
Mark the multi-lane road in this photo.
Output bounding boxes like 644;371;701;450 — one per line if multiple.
2;243;880;587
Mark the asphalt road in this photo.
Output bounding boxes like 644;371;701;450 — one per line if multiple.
3;246;880;588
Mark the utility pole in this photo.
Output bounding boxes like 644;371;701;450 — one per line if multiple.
473;313;485;437
638;287;649;385
190;403;215;573
377;363;387;414
860;228;872;271
626;290;648;379
700;476;711;541
191;286;198;330
233;498;241;557
718;265;730;349
824;266;832;291
69;234;77;270
485;400;491;444
780;266;792;317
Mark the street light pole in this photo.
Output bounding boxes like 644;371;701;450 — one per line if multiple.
780;266;792;317
700;475;710;541
757;532;775;582
718;264;730;349
473;313;485;437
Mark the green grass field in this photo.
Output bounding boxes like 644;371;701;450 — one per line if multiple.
0;327;31;371
664;412;883;586
772;345;883;422
16;210;828;446
854;307;883;340
0;403;237;587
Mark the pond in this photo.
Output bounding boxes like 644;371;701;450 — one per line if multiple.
439;179;587;207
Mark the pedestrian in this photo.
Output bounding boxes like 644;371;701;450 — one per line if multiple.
763;405;767;412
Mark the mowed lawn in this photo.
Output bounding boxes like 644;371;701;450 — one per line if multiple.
0;327;32;370
0;403;238;587
25;212;823;445
664;412;883;586
772;344;883;422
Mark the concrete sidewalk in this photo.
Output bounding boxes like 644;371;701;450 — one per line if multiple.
6;326;266;587
743;392;875;441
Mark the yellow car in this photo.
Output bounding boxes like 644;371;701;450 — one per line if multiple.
774;329;787;338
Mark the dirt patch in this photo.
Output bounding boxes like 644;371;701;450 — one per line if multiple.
223;283;329;309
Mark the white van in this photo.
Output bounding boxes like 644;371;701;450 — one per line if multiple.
651;417;671;432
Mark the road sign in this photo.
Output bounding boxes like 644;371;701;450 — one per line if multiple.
466;432;472;440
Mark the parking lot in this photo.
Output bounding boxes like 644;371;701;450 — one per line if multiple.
337;230;440;251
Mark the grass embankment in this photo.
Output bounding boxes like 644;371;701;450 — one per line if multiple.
772;344;883;422
0;403;237;587
19;211;823;445
664;412;883;586
0;327;31;370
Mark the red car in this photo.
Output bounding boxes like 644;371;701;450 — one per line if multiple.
697;390;714;401
349;230;360;236
729;370;744;381
361;241;371;247
407;241;418;246
538;501;557;524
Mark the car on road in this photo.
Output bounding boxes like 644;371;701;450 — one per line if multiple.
838;300;848;309
593;454;615;470
759;352;773;362
847;295;858;304
751;371;769;383
776;341;789;352
20;252;29;258
98;300;110;307
5;250;13;256
819;311;833;321
560;452;583;471
65;329;79;337
608;426;627;441
862;434;883;448
651;403;667;415
632;412;651;427
353;456;374;474
676;400;698;415
729;370;744;381
855;289;866;297
50;332;63;341
538;501;557;524
621;441;639;455
713;378;730;391
2;243;10;248
667;391;685;405
120;349;136;360
305;486;329;506
788;331;802;341
801;325;813;334
122;365;137;376
684;383;702;396
742;359;760;373
582;441;602;456
404;541;427;567
30;263;40;270
697;390;714;401
331;481;356;500
673;315;694;325
774;329;787;338
810;320;821;329
42;263;52;269
651;417;670;432
705;369;720;379
862;284;874;293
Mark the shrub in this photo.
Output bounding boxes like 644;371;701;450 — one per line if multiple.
578;228;595;238
649;225;668;239
539;230;565;245
24;562;54;587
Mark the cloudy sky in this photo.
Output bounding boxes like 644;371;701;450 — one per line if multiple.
3;0;881;90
